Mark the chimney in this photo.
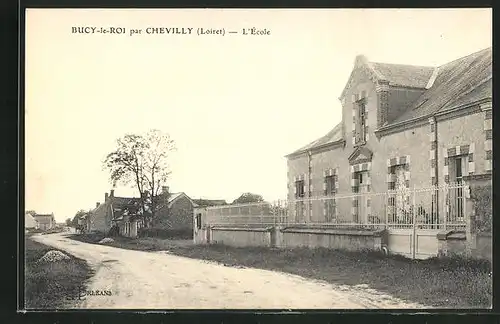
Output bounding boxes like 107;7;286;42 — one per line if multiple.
376;80;390;128
105;192;109;201
96;202;100;208
110;189;114;197
162;186;169;193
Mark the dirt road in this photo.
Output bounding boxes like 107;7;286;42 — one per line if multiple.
30;233;427;309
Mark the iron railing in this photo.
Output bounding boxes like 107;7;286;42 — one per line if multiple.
202;183;468;230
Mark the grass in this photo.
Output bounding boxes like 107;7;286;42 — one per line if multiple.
24;236;94;309
68;232;492;309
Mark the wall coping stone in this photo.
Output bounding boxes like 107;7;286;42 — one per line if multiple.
437;230;466;240
211;226;273;232
463;173;492;182
281;227;386;237
448;232;466;240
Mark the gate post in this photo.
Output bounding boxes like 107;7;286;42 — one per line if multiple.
464;184;477;256
443;184;448;231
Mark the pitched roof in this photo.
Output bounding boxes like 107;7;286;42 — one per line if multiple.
340;55;435;98
287;47;492;158
105;192;197;216
390;47;492;125
110;197;143;220
25;213;37;227
286;122;343;157
33;213;54;219
166;192;198;208
370;62;435;89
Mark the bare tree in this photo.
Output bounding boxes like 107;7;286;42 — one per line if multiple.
103;129;176;227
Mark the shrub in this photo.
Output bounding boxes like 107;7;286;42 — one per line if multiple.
107;225;120;237
138;227;193;240
471;184;492;233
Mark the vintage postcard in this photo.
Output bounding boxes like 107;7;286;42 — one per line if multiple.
23;8;492;310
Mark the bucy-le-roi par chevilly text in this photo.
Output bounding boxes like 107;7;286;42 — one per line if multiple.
71;27;271;36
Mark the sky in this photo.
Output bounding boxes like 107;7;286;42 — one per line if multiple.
25;8;492;222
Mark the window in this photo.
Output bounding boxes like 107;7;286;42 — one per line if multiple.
359;101;366;142
455;157;466;182
196;214;202;230
452;156;468;221
325;175;336;196
355;99;367;144
295;180;305;198
324;175;337;222
294;180;305;222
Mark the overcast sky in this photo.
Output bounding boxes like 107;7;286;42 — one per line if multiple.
25;8;491;221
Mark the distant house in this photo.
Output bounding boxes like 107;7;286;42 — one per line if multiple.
154;190;199;231
88;187;198;237
86;189;139;237
33;213;55;231
25;212;38;229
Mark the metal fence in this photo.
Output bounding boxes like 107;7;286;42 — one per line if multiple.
205;200;288;227
203;183;468;230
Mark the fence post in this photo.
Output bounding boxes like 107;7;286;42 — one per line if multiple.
412;185;417;259
464;184;476;256
443;184;448;231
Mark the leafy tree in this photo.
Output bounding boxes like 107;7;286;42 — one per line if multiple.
65;218;72;226
232;193;265;205
103;129;176;227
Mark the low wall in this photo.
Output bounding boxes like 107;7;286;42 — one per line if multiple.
196;225;388;252
210;227;272;247
437;231;466;257
280;227;387;251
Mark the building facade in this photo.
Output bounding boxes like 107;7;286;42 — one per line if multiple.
25;212;38;229
286;48;492;226
87;188;198;236
154;192;198;231
33;213;55;230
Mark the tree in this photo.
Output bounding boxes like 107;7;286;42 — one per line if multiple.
26;210;36;216
65;218;72;227
232;193;265;205
103;129;176;227
72;209;87;227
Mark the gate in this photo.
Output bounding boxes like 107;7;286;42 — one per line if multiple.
387;183;467;259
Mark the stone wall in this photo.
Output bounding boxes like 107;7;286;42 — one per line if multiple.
193;215;388;253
